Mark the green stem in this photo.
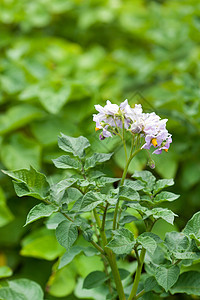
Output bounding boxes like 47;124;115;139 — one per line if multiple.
93;208;126;300
101;254;113;295
106;252;126;300
113;140;141;230
101;202;109;232
93;208;107;245
135;289;145;299
128;248;146;300
90;240;105;255
122;117;128;162
123;139;128;162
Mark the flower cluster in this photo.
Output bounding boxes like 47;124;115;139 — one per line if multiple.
93;99;172;154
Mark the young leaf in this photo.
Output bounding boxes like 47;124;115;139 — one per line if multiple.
58;133;90;158
170;271;200;296
137;233;157;254
155;265;180;292
0;278;43;300
56;220;78;250
153;179;174;194
71;191;105;212
25;203;58;226
2;166;49;200
106;228;135;255
154;191;179;204
119;186;140;202
83;271;107;289
52;155;82;170
84;153;113;170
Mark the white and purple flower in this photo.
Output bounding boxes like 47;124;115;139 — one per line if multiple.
93;99;172;154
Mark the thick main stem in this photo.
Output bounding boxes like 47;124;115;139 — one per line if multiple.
93;209;126;300
128;248;146;300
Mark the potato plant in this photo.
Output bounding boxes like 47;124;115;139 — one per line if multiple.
1;101;200;300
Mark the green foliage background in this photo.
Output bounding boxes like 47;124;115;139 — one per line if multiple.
0;0;200;299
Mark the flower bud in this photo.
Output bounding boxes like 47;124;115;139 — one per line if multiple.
147;158;155;169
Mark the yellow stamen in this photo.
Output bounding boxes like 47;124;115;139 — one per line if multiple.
151;138;158;147
95;127;100;132
164;148;168;152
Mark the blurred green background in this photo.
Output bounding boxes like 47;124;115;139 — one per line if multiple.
0;0;200;299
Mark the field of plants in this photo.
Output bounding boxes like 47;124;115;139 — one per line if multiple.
0;0;200;299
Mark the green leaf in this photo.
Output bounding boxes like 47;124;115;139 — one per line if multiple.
154;191;179;204
153;179;174;194
106;228;135;255
0;266;12;279
117;268;130;280
119;214;138;225
141;232;163;244
96;177;120;187
145;208;177;225
47;264;76;297
0;279;43;300
37;85;71;114
56;220;78;250
75;253;104;278
45;212;66;230
155;265;180;292
20;227;64;260
1;133;41;170
25;203;58;226
72;191;104;212
2;166;49;200
0;104;43;135
124;179;145;191
84;153;113;170
154;151;178;179
54;178;78;193
74;278;108;300
170;271;200;296
144;276;162;293
9;279;43;300
118;186;140;202
165;232;190;254
0;288;25;300
58;134;90;158
83;271;107;289
183;211;200;239
132;171;156;190
52;155;82;170
59;246;83;269
137;233;157;254
125;202;148;215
